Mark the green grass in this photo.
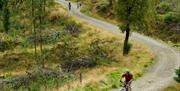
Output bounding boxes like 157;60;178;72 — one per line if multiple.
162;82;180;91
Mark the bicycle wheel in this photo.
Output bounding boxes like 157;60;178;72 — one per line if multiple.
121;88;126;91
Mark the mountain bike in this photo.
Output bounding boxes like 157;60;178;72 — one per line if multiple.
120;80;131;91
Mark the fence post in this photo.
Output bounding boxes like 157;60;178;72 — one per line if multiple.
80;72;82;84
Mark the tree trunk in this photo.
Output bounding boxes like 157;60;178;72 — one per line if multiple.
31;0;37;65
39;0;43;67
3;1;10;33
42;0;46;68
123;24;130;55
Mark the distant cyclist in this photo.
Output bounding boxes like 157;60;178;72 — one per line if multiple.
77;0;79;8
68;2;71;11
79;1;82;8
121;70;133;91
77;0;82;9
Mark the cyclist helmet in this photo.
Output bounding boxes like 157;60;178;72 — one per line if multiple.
124;68;130;73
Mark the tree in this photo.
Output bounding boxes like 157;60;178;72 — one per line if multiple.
108;0;116;14
39;0;46;67
0;0;3;10
116;0;149;55
31;0;46;67
1;0;10;33
31;0;38;67
108;0;115;10
3;6;10;33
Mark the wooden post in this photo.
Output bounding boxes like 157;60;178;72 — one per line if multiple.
80;72;82;84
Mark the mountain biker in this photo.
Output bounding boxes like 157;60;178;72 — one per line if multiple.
77;0;82;8
79;1;82;8
68;2;71;11
77;0;79;8
121;70;133;91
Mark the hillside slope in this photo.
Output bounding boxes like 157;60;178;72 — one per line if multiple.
57;0;180;91
0;0;154;90
79;0;180;45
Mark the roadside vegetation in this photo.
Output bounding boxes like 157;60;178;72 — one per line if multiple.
163;83;180;91
163;67;180;91
0;0;154;91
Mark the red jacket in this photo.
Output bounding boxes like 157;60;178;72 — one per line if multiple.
122;73;133;82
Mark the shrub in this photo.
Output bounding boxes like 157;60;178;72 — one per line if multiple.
50;34;82;71
28;31;63;45
63;20;82;36
48;8;68;23
88;37;116;65
51;34;96;71
89;38;109;61
0;40;20;52
0;52;34;71
164;12;177;23
3;6;10;33
96;1;109;14
157;2;171;14
49;32;116;71
174;67;180;83
177;12;180;21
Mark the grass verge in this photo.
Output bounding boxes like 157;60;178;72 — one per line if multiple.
162;82;180;91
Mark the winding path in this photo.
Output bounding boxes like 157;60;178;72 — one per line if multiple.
57;0;180;91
